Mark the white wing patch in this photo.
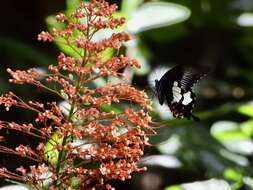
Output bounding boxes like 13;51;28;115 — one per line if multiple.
182;91;193;105
172;81;193;105
172;81;182;103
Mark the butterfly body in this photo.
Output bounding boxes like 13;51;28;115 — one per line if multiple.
155;64;208;121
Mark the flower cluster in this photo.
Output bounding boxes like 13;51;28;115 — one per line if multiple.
0;0;152;189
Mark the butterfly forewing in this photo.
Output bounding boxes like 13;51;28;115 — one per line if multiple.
179;65;209;92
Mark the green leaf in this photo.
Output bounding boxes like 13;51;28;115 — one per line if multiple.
92;77;106;87
154;125;248;176
211;121;247;141
0;185;30;190
121;0;144;19
164;185;182;190
44;132;72;165
46;15;66;31
240;120;253;137
46;16;83;58
112;11;128;32
100;104;122;114
44;132;63;165
82;162;100;169
224;168;245;190
181;179;231;190
127;2;191;34
70;177;80;189
56;36;83;58
238;104;253;117
99;48;115;62
66;0;81;16
158;135;181;155
237;13;253;27
243;177;253;189
224;168;243;182
211;121;253;156
125;39;151;75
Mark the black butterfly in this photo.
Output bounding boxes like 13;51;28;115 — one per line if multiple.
155;64;209;121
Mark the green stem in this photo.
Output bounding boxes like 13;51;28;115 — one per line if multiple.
54;51;89;188
53;12;97;187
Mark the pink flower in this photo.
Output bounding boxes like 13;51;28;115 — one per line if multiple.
38;31;54;42
0;1;152;189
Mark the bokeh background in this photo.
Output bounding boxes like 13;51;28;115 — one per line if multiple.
1;0;253;190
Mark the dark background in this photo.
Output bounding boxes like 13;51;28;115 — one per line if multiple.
1;0;253;190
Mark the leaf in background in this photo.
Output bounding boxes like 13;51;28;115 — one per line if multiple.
92;29;114;43
112;11;128;32
219;149;249;166
223;168;244;190
237;13;253;27
158;134;181;155
181;179;231;190
46;5;125;60
243;177;253;189
44;132;63;165
125;38;151;75
164;185;182;190
91;12;126;61
240;119;253;137
92;77;106;87
121;0;144;19
211;121;253;156
127;2;191;34
91;29;116;62
139;155;182;169
0;185;30;190
154;125;248;176
46;15;66;32
100;104;122;114
0;37;53;67
238;103;253;117
46;16;83;58
224;168;243;182
65;0;81;16
211;121;247;140
222;140;253;156
165;179;231;190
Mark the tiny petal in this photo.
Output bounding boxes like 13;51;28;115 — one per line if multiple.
38;31;54;42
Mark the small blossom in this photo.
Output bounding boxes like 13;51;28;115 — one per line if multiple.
0;1;152;189
0;92;17;111
38;31;54;42
15;145;34;157
55;13;67;22
16;166;27;175
7;68;41;85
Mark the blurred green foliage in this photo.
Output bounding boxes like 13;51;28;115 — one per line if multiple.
1;0;253;189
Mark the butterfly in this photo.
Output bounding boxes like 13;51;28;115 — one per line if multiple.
155;64;209;121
